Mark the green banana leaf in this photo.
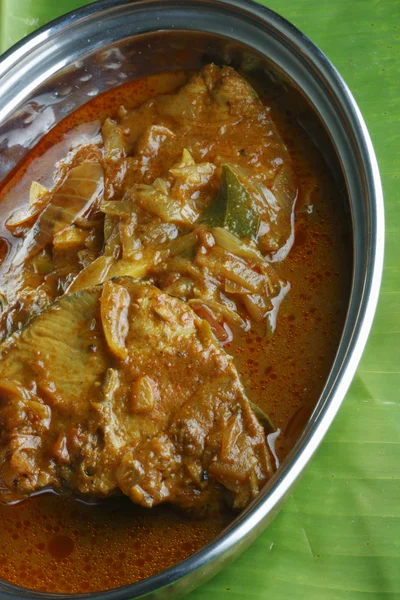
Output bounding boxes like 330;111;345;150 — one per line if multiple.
0;1;399;598
0;0;94;53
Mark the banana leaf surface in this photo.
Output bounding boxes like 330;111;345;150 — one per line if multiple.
0;0;94;53
0;0;399;598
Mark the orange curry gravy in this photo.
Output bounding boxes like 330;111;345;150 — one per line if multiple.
0;72;351;593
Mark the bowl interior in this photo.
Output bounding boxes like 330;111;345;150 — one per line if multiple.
0;30;344;188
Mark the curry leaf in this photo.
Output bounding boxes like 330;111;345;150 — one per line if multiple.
249;401;275;434
202;164;260;239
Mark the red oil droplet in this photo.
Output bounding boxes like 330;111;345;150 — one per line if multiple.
48;535;74;560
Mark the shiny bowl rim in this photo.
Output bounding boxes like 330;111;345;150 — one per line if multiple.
0;0;384;598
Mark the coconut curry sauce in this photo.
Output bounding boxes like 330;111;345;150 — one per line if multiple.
0;67;351;593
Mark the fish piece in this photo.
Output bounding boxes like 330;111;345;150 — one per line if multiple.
0;279;273;511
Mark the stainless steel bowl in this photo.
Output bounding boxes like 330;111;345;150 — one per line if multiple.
0;1;384;598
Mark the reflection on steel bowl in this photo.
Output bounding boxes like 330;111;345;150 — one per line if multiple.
0;1;383;599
